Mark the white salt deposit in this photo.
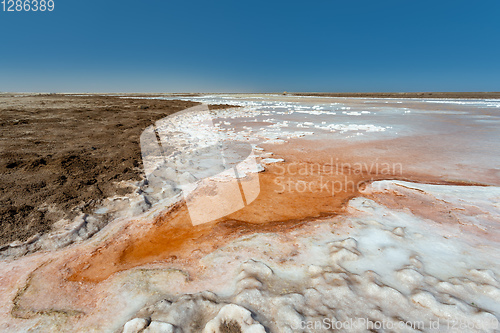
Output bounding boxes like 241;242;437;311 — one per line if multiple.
203;304;266;333
118;180;499;332
260;158;284;165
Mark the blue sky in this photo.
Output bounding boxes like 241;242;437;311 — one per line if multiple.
1;0;499;92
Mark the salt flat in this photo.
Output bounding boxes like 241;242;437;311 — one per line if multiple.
1;94;499;332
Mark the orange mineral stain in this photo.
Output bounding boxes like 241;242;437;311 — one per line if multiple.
65;135;494;284
66;161;386;283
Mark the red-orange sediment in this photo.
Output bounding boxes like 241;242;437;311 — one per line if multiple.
66;165;374;283
64;134;493;283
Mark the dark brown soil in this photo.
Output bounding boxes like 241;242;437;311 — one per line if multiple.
0;94;233;246
220;320;243;333
290;92;500;99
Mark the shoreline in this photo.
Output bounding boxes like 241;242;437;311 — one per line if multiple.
3;92;500;100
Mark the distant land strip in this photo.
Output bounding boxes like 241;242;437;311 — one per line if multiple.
290;92;500;99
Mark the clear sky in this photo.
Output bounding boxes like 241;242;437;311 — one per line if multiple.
1;0;499;92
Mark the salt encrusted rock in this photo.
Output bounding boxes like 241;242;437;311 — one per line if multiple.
467;269;499;286
179;171;197;184
133;292;224;330
203;304;266;333
392;227;405;237
395;268;425;293
237;260;274;280
158;183;177;199
328;238;360;266
307;265;324;277
130;195;151;215
123;318;149;333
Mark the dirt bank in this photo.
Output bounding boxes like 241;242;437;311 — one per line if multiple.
0;94;233;246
